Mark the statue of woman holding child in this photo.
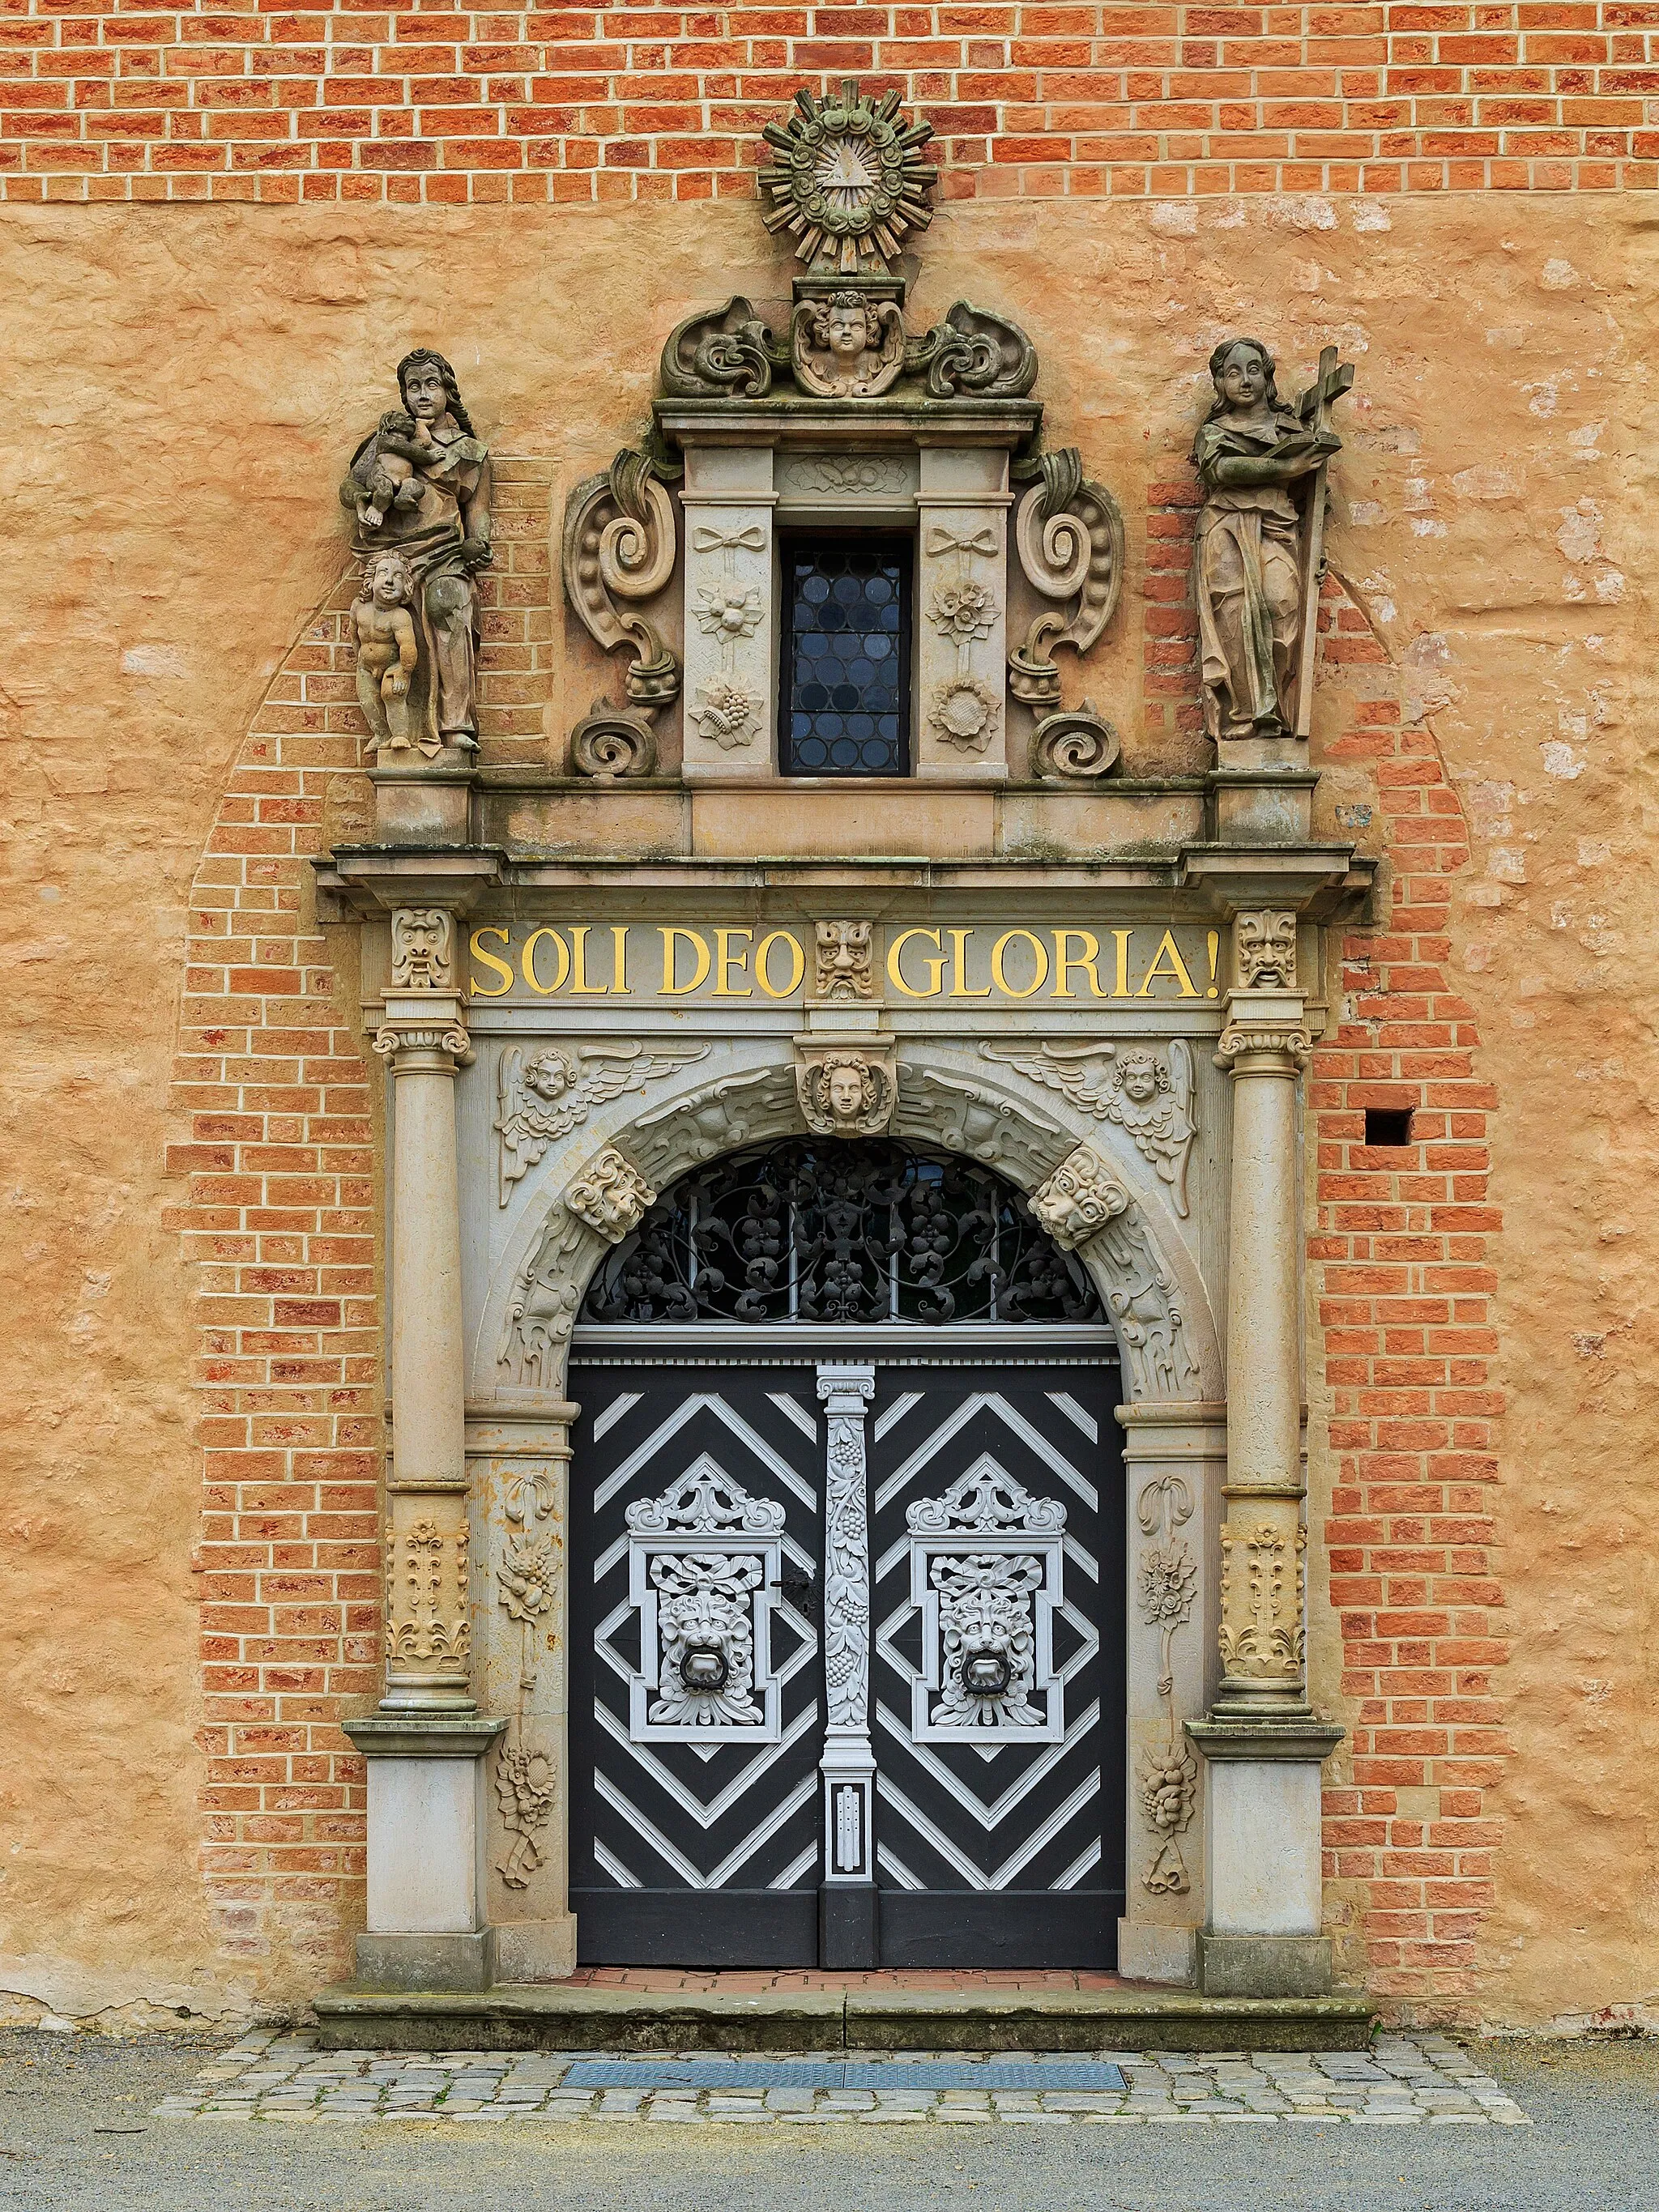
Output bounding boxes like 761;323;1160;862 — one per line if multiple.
341;349;493;759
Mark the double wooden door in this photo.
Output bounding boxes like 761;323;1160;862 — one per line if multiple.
568;1346;1124;1968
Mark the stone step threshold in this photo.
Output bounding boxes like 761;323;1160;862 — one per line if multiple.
314;1981;1376;2054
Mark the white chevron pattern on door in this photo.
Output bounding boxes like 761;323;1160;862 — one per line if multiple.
867;1371;1120;1946
571;1352;1125;1968
570;1366;825;1963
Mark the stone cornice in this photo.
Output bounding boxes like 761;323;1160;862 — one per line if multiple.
316;843;1375;923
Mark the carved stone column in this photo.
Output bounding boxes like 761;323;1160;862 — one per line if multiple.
345;905;504;1994
1187;909;1342;1997
374;908;476;1712
817;1360;878;1969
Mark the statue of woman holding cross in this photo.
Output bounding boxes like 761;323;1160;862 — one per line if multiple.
1191;338;1351;744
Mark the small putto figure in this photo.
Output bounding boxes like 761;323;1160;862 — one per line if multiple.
350;550;420;755
1191;337;1343;743
352;410;437;532
791;289;906;399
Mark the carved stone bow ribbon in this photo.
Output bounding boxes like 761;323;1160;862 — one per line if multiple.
925;524;999;561
693;522;767;579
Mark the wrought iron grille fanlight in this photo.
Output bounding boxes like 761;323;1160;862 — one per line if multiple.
582;1138;1104;1326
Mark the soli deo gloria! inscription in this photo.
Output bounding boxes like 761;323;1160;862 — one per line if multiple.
469;925;1223;1003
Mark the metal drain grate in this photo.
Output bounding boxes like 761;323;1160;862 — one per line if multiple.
561;2059;1127;2092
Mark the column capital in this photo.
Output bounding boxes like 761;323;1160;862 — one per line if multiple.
373;1012;475;1070
1214;987;1311;1075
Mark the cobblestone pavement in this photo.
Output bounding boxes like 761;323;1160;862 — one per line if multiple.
150;2028;1532;2126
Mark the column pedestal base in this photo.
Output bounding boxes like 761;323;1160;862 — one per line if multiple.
1197;1933;1333;1998
1116;1920;1197;1985
345;1714;506;1991
1186;1714;1344;1998
356;1929;497;1994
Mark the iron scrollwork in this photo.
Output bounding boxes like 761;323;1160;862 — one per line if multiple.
582;1136;1103;1327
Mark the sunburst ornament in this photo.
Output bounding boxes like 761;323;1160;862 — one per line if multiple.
759;80;938;278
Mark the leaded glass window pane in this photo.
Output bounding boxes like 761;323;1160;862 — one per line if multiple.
779;539;911;777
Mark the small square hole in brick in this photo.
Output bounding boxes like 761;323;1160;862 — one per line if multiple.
1365;1108;1414;1148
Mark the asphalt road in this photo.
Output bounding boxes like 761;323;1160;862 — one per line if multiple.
0;2027;1653;2212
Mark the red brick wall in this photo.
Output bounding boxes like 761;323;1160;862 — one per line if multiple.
167;462;552;1988
1311;602;1508;2015
1139;482;1508;2012
4;3;1655;205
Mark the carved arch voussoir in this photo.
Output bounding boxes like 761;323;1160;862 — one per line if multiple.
473;1042;1222;1409
474;1053;804;1402
893;1046;1222;1404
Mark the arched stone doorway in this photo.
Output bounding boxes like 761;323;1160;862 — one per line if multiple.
563;1136;1127;1970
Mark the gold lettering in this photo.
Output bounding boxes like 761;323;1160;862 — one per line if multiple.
569;923;609;994
990;928;1050;999
1137;928;1200;999
469;925;514;998
1051;928;1107;999
660;927;711;995
1113;927;1132;998
522;927;569;995
712;927;753;996
887;926;945;998
755;930;805;999
949;927;991;999
612;923;631;995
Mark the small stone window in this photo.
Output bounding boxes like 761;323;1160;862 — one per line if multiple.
778;536;913;778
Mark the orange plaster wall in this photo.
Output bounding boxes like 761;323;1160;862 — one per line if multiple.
0;192;1654;2024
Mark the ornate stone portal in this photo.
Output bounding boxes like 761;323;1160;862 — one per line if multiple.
322;75;1373;2011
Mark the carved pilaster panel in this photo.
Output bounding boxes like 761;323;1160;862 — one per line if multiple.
916;451;1009;781
1217;1511;1308;1703
681;448;775;781
383;1490;472;1704
1135;1474;1199;1895
818;1360;876;1884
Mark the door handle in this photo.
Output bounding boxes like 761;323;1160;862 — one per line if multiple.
770;1571;817;1613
